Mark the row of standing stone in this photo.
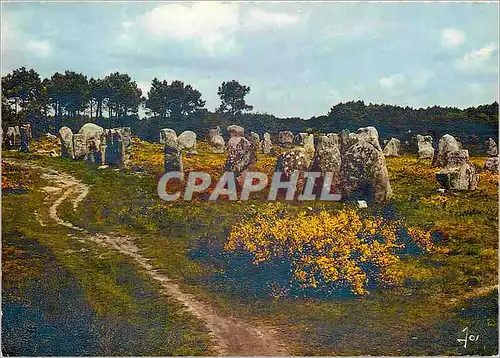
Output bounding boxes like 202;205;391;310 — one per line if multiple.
58;124;132;167
162;126;498;202
162;125;393;203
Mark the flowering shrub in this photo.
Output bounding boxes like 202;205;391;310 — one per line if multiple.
225;203;434;296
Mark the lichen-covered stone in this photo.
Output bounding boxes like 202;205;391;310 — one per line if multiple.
262;132;272;154
160;128;177;144
484;157;499;174
436;151;479;191
416;134;434;160
224;136;256;176
278;131;294;147
208;126;225;153
433;134;460;167
227;125;244;138
340;140;392;203
486;138;498;156
178;130;197;153
383;138;401;157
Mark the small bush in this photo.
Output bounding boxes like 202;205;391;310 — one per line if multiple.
224;203;434;297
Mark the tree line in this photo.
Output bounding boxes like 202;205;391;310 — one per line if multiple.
1;67;498;152
2;67;254;137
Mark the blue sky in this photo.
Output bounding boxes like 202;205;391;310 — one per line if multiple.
1;1;498;118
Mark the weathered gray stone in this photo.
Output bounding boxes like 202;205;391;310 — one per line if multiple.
227;125;244;138
274;147;313;196
59;126;75;159
164;135;183;172
416;134;434;160
311;135;341;194
340;130;358;155
383;138;401;157
208;126;225;153
262;132;272;154
354;126;383;152
160;128;177;144
178;130;197;153
101;127;132;167
249;131;261;152
224;136;256;176
303;134;315;155
486;138;498;156
5;126;21;149
326;133;339;148
278;131;294;147
436;150;479;191
19;123;32;153
433;134;460;167
76;123;105;163
294;133;308;145
275;147;312;173
72;134;88;159
484;157;499;174
340;140;392;203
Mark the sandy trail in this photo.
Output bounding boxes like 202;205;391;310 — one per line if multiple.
5;159;288;356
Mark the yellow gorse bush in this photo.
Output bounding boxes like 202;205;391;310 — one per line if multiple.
225;203;433;295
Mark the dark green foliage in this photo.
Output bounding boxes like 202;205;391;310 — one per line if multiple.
216;80;253;117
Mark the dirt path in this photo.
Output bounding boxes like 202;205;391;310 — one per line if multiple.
5;159;288;356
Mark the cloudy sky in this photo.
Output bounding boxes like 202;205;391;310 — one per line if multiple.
1;1;498;118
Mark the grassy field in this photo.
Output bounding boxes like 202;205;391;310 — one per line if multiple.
2;138;498;355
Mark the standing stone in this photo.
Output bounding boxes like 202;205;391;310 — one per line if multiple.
77;123;105;163
262;132;272;154
433;134;460;167
340;127;392;203
303;134;315;155
19;123;32;152
339;130;358;155
436;150;479;191
278;131;294;147
484;157;499;174
72;134;88;159
310;135;342;195
249;131;261;153
163;131;183;172
225;136;256;177
5;126;21;149
178;130;197;154
101;127;132;167
416;134;434;160
118;127;132;166
354;127;383;152
208;126;225;153
227;125;244;138
275;147;313;197
486;138;498;156
383;138;401;157
59;126;74;159
160;128;177;144
326;133;340;148
294;133;308;145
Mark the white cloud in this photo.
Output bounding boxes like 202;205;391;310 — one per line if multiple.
441;28;465;48
379;73;406;89
126;2;302;57
246;9;300;28
26;40;52;57
139;2;239;57
456;42;497;72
